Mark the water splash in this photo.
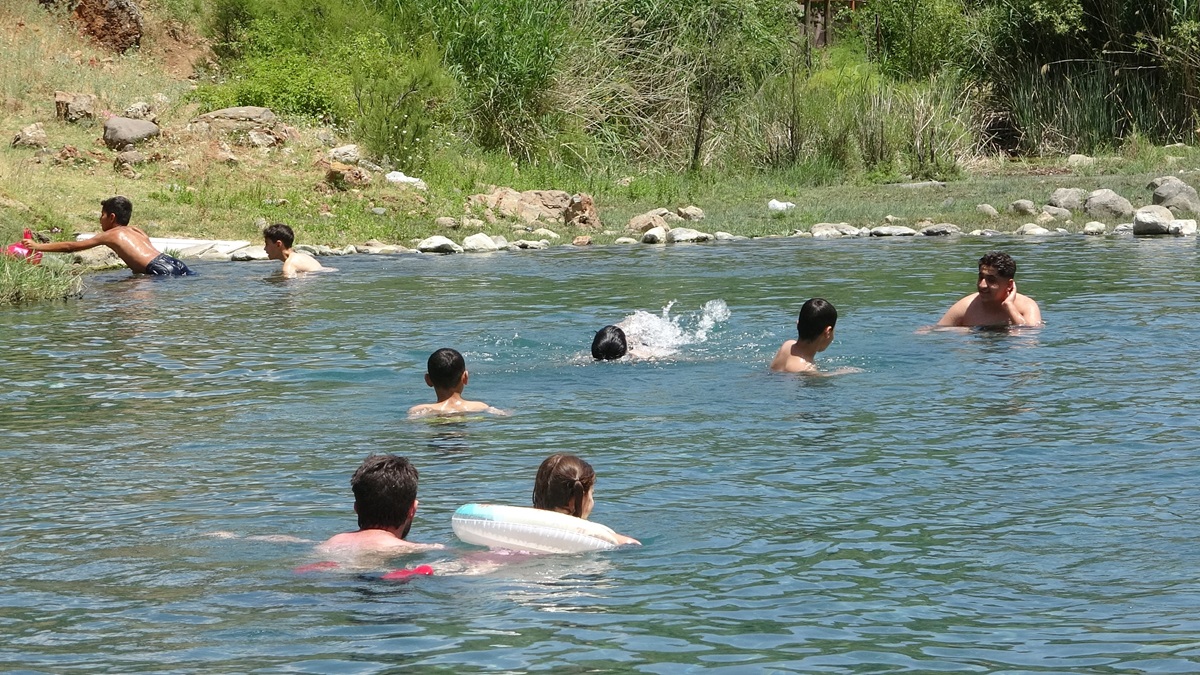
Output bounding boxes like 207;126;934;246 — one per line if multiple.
620;299;730;358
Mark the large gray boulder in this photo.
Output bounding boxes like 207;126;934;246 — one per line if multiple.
1148;176;1200;215
810;222;859;239
1085;189;1134;219
1009;199;1037;215
1047;188;1088;211
1132;205;1176;235
102;117;160;149
629;213;669;233
920;223;961;236
870;225;917;236
665;227;713;243
1041;205;1072;220
641;226;668;244
1016;223;1053;235
462;233;500;252
416;236;463;254
54;91;97;122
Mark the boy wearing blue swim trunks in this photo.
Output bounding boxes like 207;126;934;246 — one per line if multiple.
23;196;193;276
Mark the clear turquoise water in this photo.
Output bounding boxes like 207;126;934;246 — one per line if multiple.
3;236;1200;673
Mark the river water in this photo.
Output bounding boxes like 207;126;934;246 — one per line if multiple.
3;236;1200;673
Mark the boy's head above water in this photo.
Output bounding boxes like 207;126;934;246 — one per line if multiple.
426;347;467;391
797;297;837;343
592;325;628;360
100;195;133;227
262;223;296;248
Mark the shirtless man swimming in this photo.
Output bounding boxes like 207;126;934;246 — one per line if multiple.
23;196;193;275
318;454;443;553
937;251;1042;327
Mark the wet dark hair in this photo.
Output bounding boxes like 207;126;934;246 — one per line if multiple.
591;325;627;360
351;454;418;534
979;251;1016;279
427;348;466;390
262;223;295;248
533;454;595;518
796;298;837;342
101;196;133;225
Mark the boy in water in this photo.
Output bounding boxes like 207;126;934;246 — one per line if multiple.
937;251;1042;327
318;454;443;553
23;196;193;275
407;348;506;417
770;298;845;373
263;223;326;278
591;325;628;360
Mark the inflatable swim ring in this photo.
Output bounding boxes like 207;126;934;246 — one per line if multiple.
452;503;622;554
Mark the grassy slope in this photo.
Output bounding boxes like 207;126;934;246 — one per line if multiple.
1;2;1197;252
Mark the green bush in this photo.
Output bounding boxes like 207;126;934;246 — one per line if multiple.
427;0;571;162
351;40;454;172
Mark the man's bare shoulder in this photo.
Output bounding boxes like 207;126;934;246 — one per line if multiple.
937;293;978;327
317;530;443;554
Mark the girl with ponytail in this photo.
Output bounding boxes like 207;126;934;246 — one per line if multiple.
532;454;638;545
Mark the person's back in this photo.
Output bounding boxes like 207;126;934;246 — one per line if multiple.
407;347;506;417
770;298;837;373
318;454;443;554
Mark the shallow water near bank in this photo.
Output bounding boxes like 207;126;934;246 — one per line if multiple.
3;236;1200;673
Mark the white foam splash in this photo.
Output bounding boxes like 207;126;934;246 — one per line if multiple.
619;299;730;358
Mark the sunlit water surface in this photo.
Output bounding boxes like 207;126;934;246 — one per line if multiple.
3;236;1200;673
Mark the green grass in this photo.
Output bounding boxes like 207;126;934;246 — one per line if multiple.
0;255;84;305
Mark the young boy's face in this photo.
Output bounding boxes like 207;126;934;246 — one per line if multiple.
263;237;284;261
99;210;117;230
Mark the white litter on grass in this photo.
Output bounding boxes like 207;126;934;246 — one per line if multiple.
385;171;428;190
768;199;796;212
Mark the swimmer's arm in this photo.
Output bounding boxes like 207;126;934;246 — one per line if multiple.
24;230;110;253
485;406;510;416
614;533;641;546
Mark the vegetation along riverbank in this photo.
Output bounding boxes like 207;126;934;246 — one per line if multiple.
2;0;1200;302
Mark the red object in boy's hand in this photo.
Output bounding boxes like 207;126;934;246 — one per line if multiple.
6;229;42;264
381;564;434;581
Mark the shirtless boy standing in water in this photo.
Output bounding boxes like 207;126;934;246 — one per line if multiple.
937;251;1042;327
23;196;193;275
770;298;842;373
318;454;443;553
263;223;325;277
407;348;507;417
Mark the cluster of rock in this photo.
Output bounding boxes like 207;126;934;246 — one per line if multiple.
966;179;1200;237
